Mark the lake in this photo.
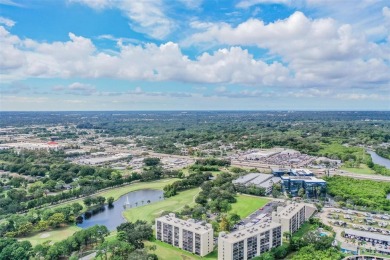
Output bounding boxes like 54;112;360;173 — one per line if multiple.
77;189;164;231
367;150;390;169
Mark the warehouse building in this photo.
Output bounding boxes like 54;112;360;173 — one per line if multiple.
233;173;281;194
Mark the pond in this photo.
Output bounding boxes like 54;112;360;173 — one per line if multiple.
76;189;164;231
367;150;390;169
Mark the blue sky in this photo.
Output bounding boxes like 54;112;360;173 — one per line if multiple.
0;0;389;111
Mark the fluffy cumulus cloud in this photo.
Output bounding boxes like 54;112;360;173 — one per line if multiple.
0;7;389;102
69;0;174;39
185;11;390;89
0;26;290;86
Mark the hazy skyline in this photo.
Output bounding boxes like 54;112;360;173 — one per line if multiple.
0;0;389;111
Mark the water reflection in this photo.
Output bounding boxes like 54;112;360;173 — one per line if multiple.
77;189;164;231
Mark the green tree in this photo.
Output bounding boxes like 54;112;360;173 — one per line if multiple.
108;196;115;206
48;213;66;228
219;216;230;231
298;188;305;198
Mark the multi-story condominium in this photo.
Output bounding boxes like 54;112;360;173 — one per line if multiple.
272;202;316;234
155;213;214;256
218;222;282;260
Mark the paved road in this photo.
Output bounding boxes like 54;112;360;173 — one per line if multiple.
327;170;390;182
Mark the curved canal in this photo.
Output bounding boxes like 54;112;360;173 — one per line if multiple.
367;150;390;169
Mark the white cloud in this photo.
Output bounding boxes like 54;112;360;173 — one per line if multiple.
0;0;24;7
68;0;112;10
0;17;15;27
184;11;390;89
0;10;388;96
384;6;390;19
69;0;174;39
236;0;289;9
176;0;203;9
0;28;290;86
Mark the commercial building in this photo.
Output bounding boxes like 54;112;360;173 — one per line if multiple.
233;173;281;194
155;213;214;256
280;176;326;198
271;168;291;177
2;142;63;152
272;202;316;234
271;168;314;177
290;169;314;177
218;222;282;260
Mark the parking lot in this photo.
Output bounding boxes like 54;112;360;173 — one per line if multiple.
232;201;283;231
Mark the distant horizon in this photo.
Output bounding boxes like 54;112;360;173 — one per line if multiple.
1;110;390;112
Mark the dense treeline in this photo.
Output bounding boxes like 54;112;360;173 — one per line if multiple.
376;146;390;160
0;238;32;260
235;184;266;196
35;225;109;259
325;176;390;211
2;112;389;157
0;172;141;216
0;221;157;260
196;172;237;213
163;172;211;197
195;158;231;166
0;149;184;216
1;203;83;238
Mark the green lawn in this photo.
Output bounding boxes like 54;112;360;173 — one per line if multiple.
19;225;81;246
230;194;270;218
340;164;376;175
145;240;217;260
51;178;179;210
292;222;316;239
123;188;200;223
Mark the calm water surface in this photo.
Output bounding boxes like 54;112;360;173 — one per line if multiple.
77;189;164;231
367;150;390;169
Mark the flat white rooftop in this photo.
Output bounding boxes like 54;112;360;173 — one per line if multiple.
345;229;390;242
219;221;281;243
156;214;212;235
275;202;305;219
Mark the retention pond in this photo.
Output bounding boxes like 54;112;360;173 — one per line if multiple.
76;189;164;231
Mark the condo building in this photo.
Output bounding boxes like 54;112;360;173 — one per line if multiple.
218;222;282;260
155;213;214;256
272;202;316;234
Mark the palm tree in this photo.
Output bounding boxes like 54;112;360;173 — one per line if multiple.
147;200;151;204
